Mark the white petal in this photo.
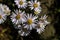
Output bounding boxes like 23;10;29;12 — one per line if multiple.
29;25;32;30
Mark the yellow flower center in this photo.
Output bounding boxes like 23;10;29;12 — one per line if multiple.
19;1;23;5
16;14;20;20
27;19;33;25
33;3;38;8
34;11;38;14
0;15;2;19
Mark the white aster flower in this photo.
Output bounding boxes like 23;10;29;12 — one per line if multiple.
36;15;50;34
40;15;50;25
24;14;38;30
2;5;11;16
28;0;41;10
0;4;11;16
15;0;27;8
18;28;30;36
34;8;41;15
0;10;6;24
11;10;26;25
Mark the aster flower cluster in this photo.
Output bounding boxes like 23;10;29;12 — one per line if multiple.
0;0;50;36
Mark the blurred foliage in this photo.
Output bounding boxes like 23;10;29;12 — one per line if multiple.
0;0;60;40
40;25;55;40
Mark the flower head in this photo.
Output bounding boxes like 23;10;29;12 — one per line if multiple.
24;14;38;30
0;4;10;16
11;10;26;25
39;15;50;25
28;0;41;10
15;0;27;8
2;5;11;15
36;15;50;34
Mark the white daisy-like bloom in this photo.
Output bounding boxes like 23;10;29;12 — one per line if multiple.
11;10;26;25
18;28;30;36
0;9;6;24
34;8;41;15
39;15;50;25
0;4;11;16
24;14;38;30
2;5;11;16
15;0;27;8
28;0;41;10
36;15;50;34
